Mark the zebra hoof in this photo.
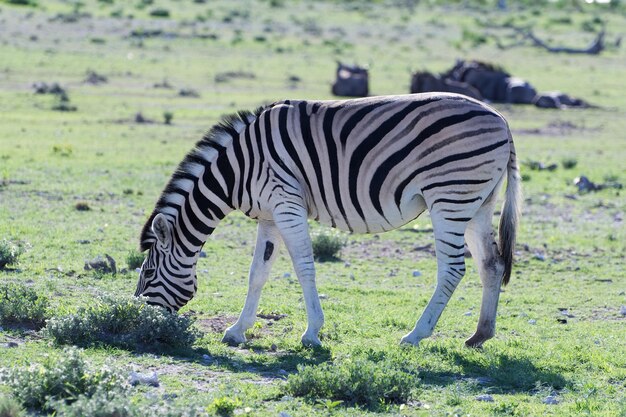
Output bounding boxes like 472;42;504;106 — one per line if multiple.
301;334;322;348
464;332;491;348
399;334;422;347
222;328;246;346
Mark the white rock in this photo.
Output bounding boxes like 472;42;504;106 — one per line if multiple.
283;272;291;278
412;270;422;277
528;319;537;325
279;412;292;417
620;305;626;316
475;394;494;402
129;371;159;387
464;311;473;316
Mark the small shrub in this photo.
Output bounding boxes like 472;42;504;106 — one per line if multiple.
51;93;77;112
149;8;170;18
312;232;346;261
126;250;145;270
74;201;90;211
209;397;240;416
561;158;578;169
287;357;419;409
163;111;174;125
0;240;23;269
51;388;139;417
3;348;126;412
0;395;26;417
4;0;36;6
0;283;48;329
52;143;73;156
44;295;198;351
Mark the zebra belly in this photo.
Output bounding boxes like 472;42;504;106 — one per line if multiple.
312;193;427;234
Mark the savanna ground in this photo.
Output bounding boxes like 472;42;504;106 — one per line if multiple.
0;0;625;416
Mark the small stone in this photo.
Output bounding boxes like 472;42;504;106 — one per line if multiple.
344;261;351;267
199;251;207;258
533;253;545;261
270;344;277;352
278;369;288;375
135;268;141;273
412;270;422;277
528;319;537;325
279;412;292;417
280;395;294;402
620;305;626;316
129;371;159;387
4;342;18;348
543;395;559;405
202;354;212;363
475;394;494;402
319;294;328;300
463;311;473;316
283;272;291;278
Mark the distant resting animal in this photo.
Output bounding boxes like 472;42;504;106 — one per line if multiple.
135;93;521;348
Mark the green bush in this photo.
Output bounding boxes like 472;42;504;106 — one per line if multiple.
0;395;26;417
2;348;125;412
0;240;23;269
311;232;346;262
51;388;139;417
562;158;578;169
149;7;170;17
44;295;198;351
126;250;145;270
286;357;419;409
0;283;49;329
209;397;241;416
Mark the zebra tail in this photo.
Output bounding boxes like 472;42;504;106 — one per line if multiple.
499;136;522;286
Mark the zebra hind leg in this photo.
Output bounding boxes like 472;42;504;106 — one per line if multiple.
464;198;505;348
222;220;282;346
401;218;468;346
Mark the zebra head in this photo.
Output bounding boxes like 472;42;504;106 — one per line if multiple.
135;213;198;312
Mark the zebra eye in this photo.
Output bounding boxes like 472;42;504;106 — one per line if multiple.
143;268;156;279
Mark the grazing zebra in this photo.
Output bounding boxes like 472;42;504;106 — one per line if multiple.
135;93;521;348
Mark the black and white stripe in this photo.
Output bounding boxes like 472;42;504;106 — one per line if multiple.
135;93;521;348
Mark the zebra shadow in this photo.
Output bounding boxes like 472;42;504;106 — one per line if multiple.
417;343;568;394
170;344;333;379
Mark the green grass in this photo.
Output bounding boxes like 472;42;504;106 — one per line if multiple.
0;0;625;416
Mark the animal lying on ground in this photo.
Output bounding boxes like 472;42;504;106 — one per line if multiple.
135;93;521;348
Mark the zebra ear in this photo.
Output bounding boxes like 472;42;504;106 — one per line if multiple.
152;213;172;246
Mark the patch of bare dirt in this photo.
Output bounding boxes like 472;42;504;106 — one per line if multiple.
196;315;237;334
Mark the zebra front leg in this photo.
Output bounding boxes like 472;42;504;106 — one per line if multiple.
222;220;281;346
273;203;324;347
401;220;467;346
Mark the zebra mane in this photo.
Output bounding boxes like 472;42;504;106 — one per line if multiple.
139;106;266;251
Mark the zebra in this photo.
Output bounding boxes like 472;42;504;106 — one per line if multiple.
135;93;521;348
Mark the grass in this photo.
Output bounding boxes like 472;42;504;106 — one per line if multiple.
0;0;624;416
